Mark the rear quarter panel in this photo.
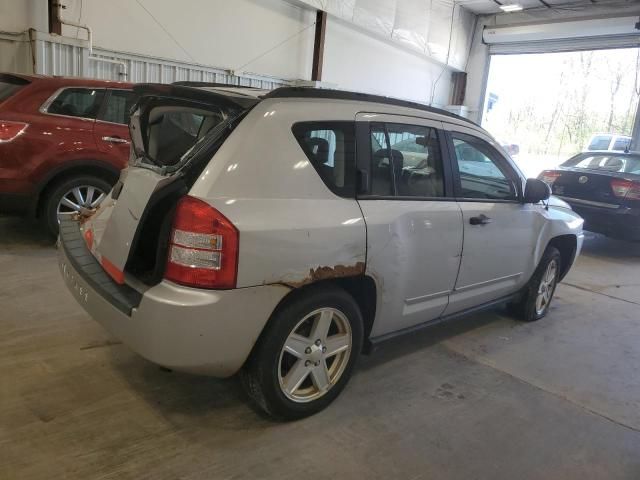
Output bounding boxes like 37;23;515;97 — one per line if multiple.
189;99;367;288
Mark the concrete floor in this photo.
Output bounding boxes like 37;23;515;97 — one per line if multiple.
1;215;639;480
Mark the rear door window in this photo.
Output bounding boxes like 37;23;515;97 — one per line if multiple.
292;121;356;197
369;122;445;198
0;76;29;103
46;88;105;119
99;89;137;125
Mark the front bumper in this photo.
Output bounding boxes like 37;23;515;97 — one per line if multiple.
58;219;289;377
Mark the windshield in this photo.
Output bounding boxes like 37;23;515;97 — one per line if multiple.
587;135;612;150
562;154;640;175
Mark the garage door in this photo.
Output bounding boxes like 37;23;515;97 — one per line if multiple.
484;15;640;54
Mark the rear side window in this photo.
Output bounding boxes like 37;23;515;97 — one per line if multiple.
587;135;612;151
100;90;137;125
292;122;356;197
46;88;105;119
0;76;29;103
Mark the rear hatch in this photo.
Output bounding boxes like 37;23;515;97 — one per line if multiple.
82;84;261;286
543;154;640;208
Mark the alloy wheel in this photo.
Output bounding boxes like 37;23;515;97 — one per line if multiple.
278;307;352;403
535;259;558;316
56;185;106;222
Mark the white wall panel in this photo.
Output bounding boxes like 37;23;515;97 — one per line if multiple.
290;0;475;70
323;18;452;106
0;0;47;33
3;0;467;105
59;0;316;81
0;32;34;74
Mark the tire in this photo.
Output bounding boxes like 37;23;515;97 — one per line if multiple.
41;174;112;237
241;285;364;421
510;246;561;322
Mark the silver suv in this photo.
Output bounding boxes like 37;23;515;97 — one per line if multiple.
58;85;584;419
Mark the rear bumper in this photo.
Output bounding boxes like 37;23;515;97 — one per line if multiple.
565;202;640;241
58;219;289;377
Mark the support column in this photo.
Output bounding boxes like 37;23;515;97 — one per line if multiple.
311;10;327;82
630;99;640;151
450;72;467;106
48;0;61;35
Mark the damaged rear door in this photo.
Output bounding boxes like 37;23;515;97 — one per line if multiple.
355;113;463;338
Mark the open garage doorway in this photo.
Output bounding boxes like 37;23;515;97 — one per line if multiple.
482;48;640;178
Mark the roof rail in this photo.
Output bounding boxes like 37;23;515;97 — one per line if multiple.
171;81;259;89
261;87;477;126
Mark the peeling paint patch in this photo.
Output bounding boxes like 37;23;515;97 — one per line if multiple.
278;262;365;288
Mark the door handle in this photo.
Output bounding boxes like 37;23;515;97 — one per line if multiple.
102;136;130;144
469;214;492;226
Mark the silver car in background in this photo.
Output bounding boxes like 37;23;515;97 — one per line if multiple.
58;85;584;419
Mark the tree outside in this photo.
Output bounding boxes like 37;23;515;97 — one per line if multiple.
482;48;640;177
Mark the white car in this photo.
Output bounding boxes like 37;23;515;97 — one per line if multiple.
585;133;631;152
58;85;584;419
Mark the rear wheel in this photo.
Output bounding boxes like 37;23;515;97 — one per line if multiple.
241;286;363;420
41;175;111;237
510;246;561;322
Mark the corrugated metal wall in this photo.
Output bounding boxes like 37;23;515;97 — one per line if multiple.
87;47;289;88
11;30;288;89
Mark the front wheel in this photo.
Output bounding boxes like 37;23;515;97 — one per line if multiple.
241;286;363;420
510;246;561;322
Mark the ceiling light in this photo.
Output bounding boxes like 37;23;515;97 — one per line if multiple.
500;4;524;12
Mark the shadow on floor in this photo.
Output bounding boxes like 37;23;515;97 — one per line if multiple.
0;215;54;250
108;349;273;426
106;305;513;424
358;308;511;371
580;231;640;260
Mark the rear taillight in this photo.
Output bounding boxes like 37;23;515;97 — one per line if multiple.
165;196;239;289
610;179;640;200
540;171;561;185
0;120;28;143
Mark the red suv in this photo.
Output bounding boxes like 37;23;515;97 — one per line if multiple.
0;73;135;235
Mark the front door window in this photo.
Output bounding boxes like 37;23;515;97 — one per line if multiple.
451;133;516;201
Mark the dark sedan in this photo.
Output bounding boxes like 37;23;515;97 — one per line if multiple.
539;151;640;241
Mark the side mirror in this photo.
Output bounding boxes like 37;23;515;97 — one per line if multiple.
523;178;551;203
